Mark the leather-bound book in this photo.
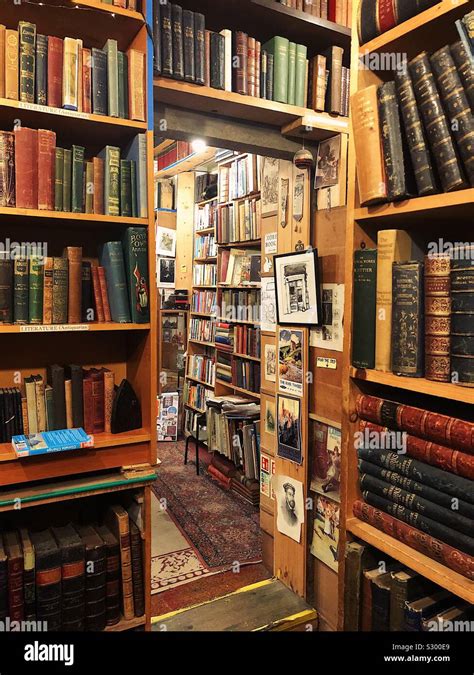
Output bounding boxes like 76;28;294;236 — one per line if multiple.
371;570;395;631
24;376;38;434
430;45;474;187
85;161;93;214
64;246;82;325
122;226;150;323
390;570;436;631
99;241;131;323
247;37;256;98
19;528;35;620
424;254;451;382
103;368;115;433
93;156;104;214
406;592;454;632
28;256;43;324
82;47;92;114
127;49;145;121
62;37;80;110
0;535;7;620
91;265;105;322
343;542;366;631
38;129;56;211
77;44;83;113
35;34;47;105
62;148;72;212
81;261;93;322
129;521;144;617
451;246;474;386
47;364;66;430
97;146;120;216
18;21;36;103
64;378;72;427
0;131;15;207
210;32;225;90
294;43;306;107
97;267;112;322
409;52;467;193
183;9;195;82
35;374;47;432
5;29;19;100
153;0;161;75
67;364;84;428
52;525;85;631
375;230;412;372
105;506;135;620
171;4;184;80
76;525;107;631
15;127;38;209
117;51;129;120
13;257;28;325
451;41;474;114
352;249;377;369
160;1;173;77
120;159;132;217
378;81;415;201
395;69;438;197
194;12;205;85
47;36;63;108
90;368;105;433
42;256;53;325
0;254;12;324
103;38;119;117
351;86;387;205
71;144;85;213
82;369;93;433
52;257;68;324
55;147;64;211
91;47;107;115
357;0;378;45
233;32;248;95
324;45;343;114
391;261;424;377
4;531;24;621
95;525;120;626
204;29;211;87
30;530;61;631
266;53;274;101
260;50;267;99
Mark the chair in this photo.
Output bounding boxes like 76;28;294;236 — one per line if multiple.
184;411;207;475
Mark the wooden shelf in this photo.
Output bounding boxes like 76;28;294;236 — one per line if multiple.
218;191;260;205
233;353;261;362
104;616;146;632
282;112;349;141
196;197;218;206
218;284;261;289
350;367;474;404
0;207;148;228
194;257;217;263
154;139;175;156
216;317;260;325
185;375;215;388
216;380;261;399
154;147;216;179
347;517;474;604
218;240;261;248
354;188;474;226
193;284;217;289
190;312;216;318
184;403;206;414
189;338;215;347
0;323;150;334
196;227;216;235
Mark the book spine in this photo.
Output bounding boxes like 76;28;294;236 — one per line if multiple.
103;370;114;433
210;33;225;90
65;379;73;428
85;161;93;214
183;10;195;82
391;261;424;377
91;48;107;115
66;247;82;324
272;37;289;103
81;262;93;322
352;249;377;369
91;373;104;433
47;36;63;108
128;50;145;122
37;129;56;211
204;30;211;87
450;41;474;115
160;2;173;77
153;0;161;75
260;50;267;99
52;257;68;324
118;522;134;620
62;37;79;110
0;257;12;323
5;30;19;100
0;132;15;207
424;254;451;382
93;157;104;215
28;257;43;324
451;251;474;386
247;37;256;98
54;147;64;211
82;47;92;114
130;160;137;217
327;46;343;114
97;267;112;322
13;258;28;325
82;375;94;433
99;242;131;322
294;44;307;108
287;42;296;105
123;227;150;323
15;127;38;209
62;148;72;212
266;54;274;101
194;13;205;85
19;22;36;103
105;39;119;117
119;159;132;217
129;525;144;617
71;145;85;213
42;256;53;325
91;266;105;322
35;34;48;105
378;80;411;200
103;147;120;216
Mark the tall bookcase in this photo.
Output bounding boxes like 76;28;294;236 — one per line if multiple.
0;0;157;630
339;0;474;628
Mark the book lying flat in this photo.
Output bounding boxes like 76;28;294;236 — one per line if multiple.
11;427;94;457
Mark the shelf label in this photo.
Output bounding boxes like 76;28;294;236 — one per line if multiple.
18;101;90;120
316;357;337;370
20;324;90;333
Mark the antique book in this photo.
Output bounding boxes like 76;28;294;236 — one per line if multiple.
122;227;150;323
103;368;114;433
324;45;343;114
451;247;474;386
30;530;61;631
62;148;72;212
127;49;145;121
262;36;289;103
371;570;396;631
287;42;296;105
0;254;12;324
220;29;232;92
391;261;424;377
129;521;145;617
85;160;93;214
260;49;267;99
152;0;161;74
4;530;23;621
5;29;19;100
91;266;105;322
97;267;112;322
451;41;474;114
267;53;274;100
54;147;64;211
46;364;66;430
24;376;38;434
19;21;36;103
171;4;184;80
91;47;107;115
98;145;120;216
352;249;377;369
52;524;85;630
210;32;225;90
247;37;257;98
95;525;120;626
38;129;56;211
119;159;132;217
62;37;80;110
76;525;107;631
194;12;205;85
51;257;68;324
35;375;46;432
204;29;211;87
351;86;387;205
233;32;248;95
308;55;326;112
375;230;412;372
0;131;15;207
81;261;93;322
13;257;28;325
183;9;195;82
67;364;84;428
15;127;38;209
160;0;173;76
42;256;53;325
82;47;92;114
105;506;135;620
35;33;48;105
28;256;43;324
104;38;119;117
71;144;85;213
295;43;307;107
99;241;131;323
424;254;451;382
65;379;73;428
390;570;435;631
124;134;147;218
64;246;82;324
405;591;453;632
343;541;376;631
92;156;104;214
0;26;5;97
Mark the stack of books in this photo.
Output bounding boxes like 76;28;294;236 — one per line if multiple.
189;316;215;343
191;289;216;314
214;322;234;353
187;354;215;386
215;350;233;384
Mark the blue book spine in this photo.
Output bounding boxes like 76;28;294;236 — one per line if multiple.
99;241;132;322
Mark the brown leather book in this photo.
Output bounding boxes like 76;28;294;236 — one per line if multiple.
127;49;146;121
255;41;261;98
5;29;19;100
247;37;256;98
82;369;94;434
47;36;63;108
4;531;24;622
91;266;105;322
42;256;54;324
451;41;474;115
310;54;327;111
90;368;105;433
129;521;145;617
103;368;115;433
38;129;56;211
0;26;5;98
77;44;83;113
324;45;344;114
233;32;248;95
65;379;73;428
15;127;38;209
425;254;451;382
65;246;82;324
52;257;68;324
104;506;135;620
97;266;112;322
204;30;211;87
95;525;120;627
82;47;92;114
0;131;15;207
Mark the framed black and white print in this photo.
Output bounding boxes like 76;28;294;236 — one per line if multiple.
273;249;321;326
157;256;175;288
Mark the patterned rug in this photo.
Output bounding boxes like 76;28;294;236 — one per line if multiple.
152;441;262;573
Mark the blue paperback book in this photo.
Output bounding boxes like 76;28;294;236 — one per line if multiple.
12;428;94;457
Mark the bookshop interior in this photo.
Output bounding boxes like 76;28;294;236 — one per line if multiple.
0;0;473;641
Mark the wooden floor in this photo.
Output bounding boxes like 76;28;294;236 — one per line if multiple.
151;578;317;632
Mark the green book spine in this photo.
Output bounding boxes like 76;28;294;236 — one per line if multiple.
55;148;64;212
122;227;150;323
104;38;119;118
19;21;36;103
287;42;296;105
117;51;129;119
98;242;131;323
28;257;44;324
63;149;72;212
52;257;68;324
13;258;29;324
85;161;94;214
295;44;308;107
0;254;13;323
130;160;138;217
120;159;132;217
352;249;377;369
71;145;85;213
99;146;121;216
262;36;289;103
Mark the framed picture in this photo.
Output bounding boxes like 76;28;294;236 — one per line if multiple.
261;392;276;450
276;394;302;465
310;495;340;572
273;474;304;543
157;257;175;288
315;135;341;190
309;420;341;503
261;334;277;392
261;277;277;332
273;249;321;326
156;226;177;257
278;327;303;397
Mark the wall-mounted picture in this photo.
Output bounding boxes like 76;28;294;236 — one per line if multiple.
157;257;175;288
156;226;177;257
277;394;302;465
265;344;277;382
261;278;277;332
274;249;321;326
261;334;276;392
310;495;340;572
310;421;341;503
261;392;276;449
261;157;279;216
315;135;341;190
278;328;303;397
273;474;304;543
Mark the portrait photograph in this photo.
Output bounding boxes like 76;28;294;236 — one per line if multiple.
310;421;342;503
274;249;321;326
273;474;304;543
276;394;302;464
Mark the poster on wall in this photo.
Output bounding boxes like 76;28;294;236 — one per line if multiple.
278;328;303;397
310;495;340;572
264;344;277;383
273;474;304;543
157;257;176;288
310;283;344;352
260;277;277;332
260;452;275;500
155;226;177;257
276;394;302;465
264;232;278;254
310;422;341;503
261;157;279;216
274;249;321;326
157;392;179;441
315;135;341;190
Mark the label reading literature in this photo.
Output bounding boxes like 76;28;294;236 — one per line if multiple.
20;324;90;332
18;101;90;120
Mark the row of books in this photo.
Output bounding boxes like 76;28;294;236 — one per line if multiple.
195;173;218;204
183;379;211;412
218;155;261;203
231;358;261;394
0;23;146;120
277;0;352;28
355;394;474;581
195;200;218;231
155;140;191;171
344;541;474;631
215;322;234;353
193;262;217;286
206;452;260;507
234;325;261;358
0;128;148;217
216;350;232;383
187;354;215;386
221;249;261;286
353;39;474;206
220;289;261;321
352;238;474;386
217;199;261;244
191;289;216;314
189;317;215;343
358;0;446;46
194;233;217;259
0;504;144;630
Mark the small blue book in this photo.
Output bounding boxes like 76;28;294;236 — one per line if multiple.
12;428;94;457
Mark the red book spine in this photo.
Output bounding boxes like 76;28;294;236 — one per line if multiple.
47;36;63;108
8;557;24;621
97;266;112;322
378;0;397;34
91;372;105;433
83;375;94;434
14;127;38;209
37;129;56;210
91;266;105;322
353;499;474;580
82;47;92;114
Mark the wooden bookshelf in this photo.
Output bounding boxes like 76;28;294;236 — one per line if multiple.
155;147;216;179
0;323;150;334
0;207;148;227
104;616;147;632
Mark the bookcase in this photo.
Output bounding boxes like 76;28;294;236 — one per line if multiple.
339;0;474;629
0;0;157;630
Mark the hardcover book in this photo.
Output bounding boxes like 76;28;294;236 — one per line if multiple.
122;227;150;323
391;261;424;377
352;249;377;369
